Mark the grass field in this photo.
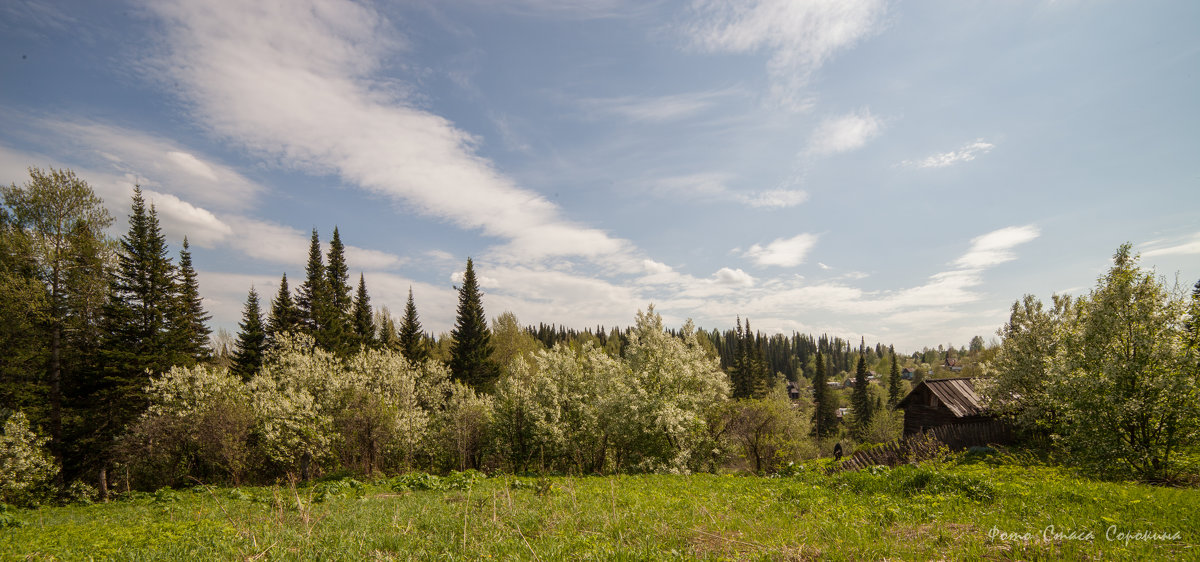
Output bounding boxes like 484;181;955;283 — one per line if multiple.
3;454;1198;560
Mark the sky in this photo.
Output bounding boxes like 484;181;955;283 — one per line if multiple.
1;0;1197;352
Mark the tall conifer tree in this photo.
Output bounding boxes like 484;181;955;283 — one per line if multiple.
850;339;873;438
399;287;427;363
266;273;301;343
744;319;767;398
326;227;351;316
449;258;496;389
887;345;902;407
295;228;347;352
232;287;265;381
296;229;326;333
811;351;839;438
731;317;748;398
171;237;211;364
100;187;181;438
351;273;374;347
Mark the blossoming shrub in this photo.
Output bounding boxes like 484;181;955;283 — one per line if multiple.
1;411;58;507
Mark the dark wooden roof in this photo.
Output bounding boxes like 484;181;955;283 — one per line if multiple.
896;377;985;417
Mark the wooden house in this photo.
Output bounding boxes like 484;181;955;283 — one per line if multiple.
895;377;992;436
786;380;801;400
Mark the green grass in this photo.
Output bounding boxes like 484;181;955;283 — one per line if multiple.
3;457;1198;560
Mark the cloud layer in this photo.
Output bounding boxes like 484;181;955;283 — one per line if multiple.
147;0;632;266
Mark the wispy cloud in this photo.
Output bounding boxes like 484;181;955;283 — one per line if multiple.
734;189;809;208
903;139;995;169
579;89;739;122
651;173;808;209
954;225;1041;268
145;0;633;266
806;109;883;156
683;0;888;109
1142;232;1200;257
4;117;266;211
744;233;819;267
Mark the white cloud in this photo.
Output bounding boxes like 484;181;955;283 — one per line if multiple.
221;216;405;270
954;225;1041;269
713;267;755;286
806;109;883;156
684;0;888;109
146;0;632;265
141;188;233;248
744;233;818;267
165;151;218;182
903;139;995;169
345;246;405;271
38;119;266;210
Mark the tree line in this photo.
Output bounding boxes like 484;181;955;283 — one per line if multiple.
1;168;915;503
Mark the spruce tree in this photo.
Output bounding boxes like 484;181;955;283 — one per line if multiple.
351;273;374;347
887;345;902;407
744;319;768;398
377;309;399;351
296;229;347;352
324;228;353;354
399;287;427;363
731;317;748;398
850;340;873;439
171;237;211;364
231;287;265;381
810;349;828;436
266;273;301;343
296;229;326;333
449;258;496;390
326;227;352;317
811;351;839;438
100;187;180;436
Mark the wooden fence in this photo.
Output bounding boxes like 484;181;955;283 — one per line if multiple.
838;420;1013;472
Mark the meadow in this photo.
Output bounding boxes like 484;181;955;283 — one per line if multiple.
3;452;1197;560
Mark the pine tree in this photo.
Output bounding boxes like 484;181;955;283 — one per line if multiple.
888;345;902;407
171;237;211;364
266;273;301;344
351;273;374;348
231;287;265;381
100;187;181;436
399;287;427;363
811;351;838;438
850;340;873;439
449;258;496;390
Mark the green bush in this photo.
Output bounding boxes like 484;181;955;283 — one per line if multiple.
312;477;365;502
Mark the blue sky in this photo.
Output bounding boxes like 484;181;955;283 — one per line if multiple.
1;0;1197;351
